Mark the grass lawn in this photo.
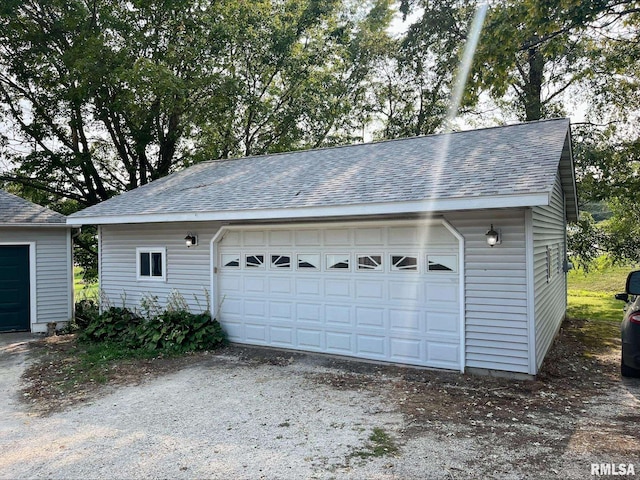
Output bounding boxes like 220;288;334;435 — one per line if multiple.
566;259;636;353
74;266;98;300
567;260;632;322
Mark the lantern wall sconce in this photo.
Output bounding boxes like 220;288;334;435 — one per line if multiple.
185;233;198;248
485;224;501;247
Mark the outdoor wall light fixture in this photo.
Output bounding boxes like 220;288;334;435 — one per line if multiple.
185;233;198;247
485;224;501;247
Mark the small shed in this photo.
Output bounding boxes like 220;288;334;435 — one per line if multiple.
68;119;577;377
0;190;74;333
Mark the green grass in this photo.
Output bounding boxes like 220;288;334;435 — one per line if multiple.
566;258;635;354
65;341;160;386
74;266;98;300
352;427;399;459
567;258;634;323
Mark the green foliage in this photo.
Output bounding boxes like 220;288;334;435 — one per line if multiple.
135;310;226;353
77;298;227;354
79;306;145;347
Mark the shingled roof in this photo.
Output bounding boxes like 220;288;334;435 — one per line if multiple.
0;189;67;225
68;118;577;225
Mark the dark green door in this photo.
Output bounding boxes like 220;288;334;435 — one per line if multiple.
0;245;30;332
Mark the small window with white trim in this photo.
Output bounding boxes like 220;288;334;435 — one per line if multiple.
271;254;291;269
326;253;350;270
137;248;166;281
427;254;457;272
391;255;418;271
297;253;319;270
546;246;552;282
357;254;382;271
245;254;265;269
222;254;240;268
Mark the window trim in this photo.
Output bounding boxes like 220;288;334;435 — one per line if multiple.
136;247;167;281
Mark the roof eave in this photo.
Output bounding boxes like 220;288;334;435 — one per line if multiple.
0;222;74;228
66;193;551;226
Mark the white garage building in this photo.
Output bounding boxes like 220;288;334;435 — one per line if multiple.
68;119;577;376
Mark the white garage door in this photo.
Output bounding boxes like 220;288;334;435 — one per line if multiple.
216;221;462;370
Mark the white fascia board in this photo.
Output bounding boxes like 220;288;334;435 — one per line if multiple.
66;192;551;226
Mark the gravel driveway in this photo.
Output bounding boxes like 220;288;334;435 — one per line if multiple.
1;332;639;479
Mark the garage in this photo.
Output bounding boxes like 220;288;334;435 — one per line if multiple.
0;245;31;332
0;188;75;333
215;220;464;370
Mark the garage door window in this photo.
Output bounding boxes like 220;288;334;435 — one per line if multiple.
427;254;457;272
391;255;418;271
326;254;350;270
222;254;240;268
137;248;166;281
245;254;265;269
271;255;291;269
357;254;382;271
297;254;319;270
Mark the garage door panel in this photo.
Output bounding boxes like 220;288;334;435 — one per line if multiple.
296;278;321;296
325;229;350;245
269;277;292;294
355;227;384;245
244;276;266;293
298;329;323;349
426;283;458;304
245;323;268;342
427;342;460;366
356;307;385;328
325;304;352;325
269;230;293;246
296;230;321;245
325;279;350;297
390;337;422;361
389;281;421;302
244;300;266;318
218;223;461;370
326;331;353;353
355;280;384;300
389;309;421;332
297;303;322;322
269;301;293;320
356;335;386;357
427;312;459;335
269;326;294;346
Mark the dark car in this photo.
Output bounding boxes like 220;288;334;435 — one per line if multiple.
615;270;640;377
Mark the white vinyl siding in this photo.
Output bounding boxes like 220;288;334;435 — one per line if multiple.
0;227;72;328
99;222;223;312
445;209;530;374
532;173;567;370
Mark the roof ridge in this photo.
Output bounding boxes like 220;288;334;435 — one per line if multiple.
194;117;570;166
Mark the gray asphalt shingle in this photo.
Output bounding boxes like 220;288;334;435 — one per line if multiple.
0;189;66;224
69;118;572;220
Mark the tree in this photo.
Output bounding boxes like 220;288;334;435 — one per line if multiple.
0;0;392;279
371;0;478;139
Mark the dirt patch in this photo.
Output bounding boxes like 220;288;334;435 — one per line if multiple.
20;335;220;415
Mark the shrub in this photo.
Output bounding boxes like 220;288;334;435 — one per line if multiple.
76;303;226;354
79;306;145;347
137;310;226;353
